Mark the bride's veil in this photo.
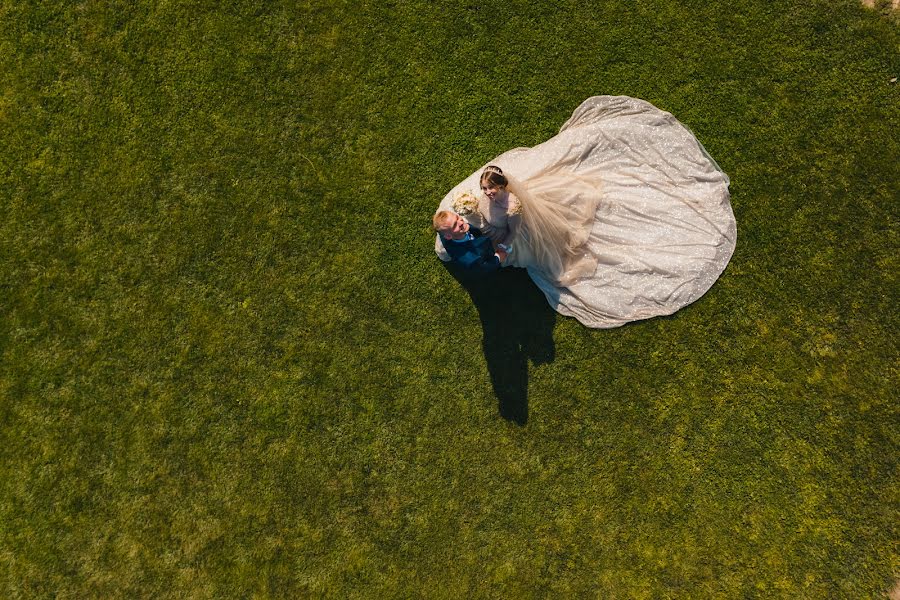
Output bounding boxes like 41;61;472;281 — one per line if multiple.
504;171;600;286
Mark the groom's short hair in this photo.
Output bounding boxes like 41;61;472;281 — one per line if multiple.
432;210;454;232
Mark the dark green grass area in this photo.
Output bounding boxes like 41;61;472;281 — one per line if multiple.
1;0;898;596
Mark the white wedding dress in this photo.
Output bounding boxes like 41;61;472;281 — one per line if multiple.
435;96;736;329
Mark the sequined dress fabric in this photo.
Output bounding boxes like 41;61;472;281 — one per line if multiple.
434;96;736;329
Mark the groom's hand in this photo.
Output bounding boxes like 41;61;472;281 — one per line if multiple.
495;248;508;263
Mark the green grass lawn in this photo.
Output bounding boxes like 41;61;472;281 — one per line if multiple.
1;0;897;596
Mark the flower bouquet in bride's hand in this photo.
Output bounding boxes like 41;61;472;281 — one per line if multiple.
451;190;487;229
451;190;479;216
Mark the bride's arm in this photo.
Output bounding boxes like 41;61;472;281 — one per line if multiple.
502;195;524;246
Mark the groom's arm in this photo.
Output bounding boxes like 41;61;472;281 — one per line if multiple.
441;237;503;273
457;244;507;273
458;251;501;273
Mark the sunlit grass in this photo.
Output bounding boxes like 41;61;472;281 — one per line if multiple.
1;0;897;596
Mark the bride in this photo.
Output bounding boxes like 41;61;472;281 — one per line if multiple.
434;95;736;329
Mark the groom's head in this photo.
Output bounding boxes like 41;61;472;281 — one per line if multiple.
433;210;469;240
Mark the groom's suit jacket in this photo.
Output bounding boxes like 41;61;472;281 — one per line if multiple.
439;227;501;274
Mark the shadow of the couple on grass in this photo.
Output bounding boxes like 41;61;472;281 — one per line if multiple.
443;263;556;425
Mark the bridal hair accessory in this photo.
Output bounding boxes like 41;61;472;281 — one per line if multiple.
480;164;509;187
451;191;479;216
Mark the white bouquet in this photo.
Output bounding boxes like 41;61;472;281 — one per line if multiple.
451;191;479;216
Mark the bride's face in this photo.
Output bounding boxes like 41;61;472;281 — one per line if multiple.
480;181;506;202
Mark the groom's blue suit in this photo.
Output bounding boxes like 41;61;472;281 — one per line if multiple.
439;227;501;273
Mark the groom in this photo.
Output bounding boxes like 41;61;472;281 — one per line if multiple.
434;210;507;273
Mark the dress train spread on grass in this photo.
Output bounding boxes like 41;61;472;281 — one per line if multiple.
435;96;736;329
